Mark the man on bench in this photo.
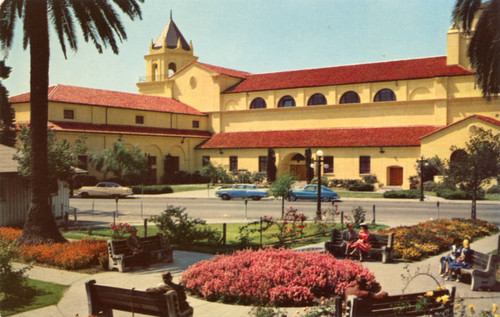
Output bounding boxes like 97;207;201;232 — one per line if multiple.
147;271;191;313
126;227;150;268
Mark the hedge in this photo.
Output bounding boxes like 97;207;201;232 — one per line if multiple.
131;185;173;194
436;188;484;200
348;182;374;192
383;189;420;199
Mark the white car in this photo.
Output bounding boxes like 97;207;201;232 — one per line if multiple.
78;182;133;198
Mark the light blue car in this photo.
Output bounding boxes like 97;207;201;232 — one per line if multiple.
288;184;340;202
216;184;269;201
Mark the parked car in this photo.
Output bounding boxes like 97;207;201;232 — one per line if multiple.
78;182;133;198
288;184;340;202
216;184;269;200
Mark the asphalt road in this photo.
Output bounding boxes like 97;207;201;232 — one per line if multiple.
69;197;499;227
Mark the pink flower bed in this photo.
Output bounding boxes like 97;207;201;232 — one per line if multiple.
180;248;376;306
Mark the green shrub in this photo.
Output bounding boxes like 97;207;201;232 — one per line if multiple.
250;172;267;183
363;174;378;184
348;182;374;191
423;181;436;192
149;206;221;245
311;176;329;186
329;179;360;188
486;185;500;194
0;241;37;310
131;185;173;194
383;190;420;199
436;188;485;200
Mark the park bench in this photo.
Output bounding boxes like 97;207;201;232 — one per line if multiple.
85;279;193;317
107;233;173;272
325;229;394;263
439;248;499;291
340;286;455;317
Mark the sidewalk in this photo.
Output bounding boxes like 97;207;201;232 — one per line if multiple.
11;234;500;316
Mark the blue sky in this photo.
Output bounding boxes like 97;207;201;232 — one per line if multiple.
3;0;457;97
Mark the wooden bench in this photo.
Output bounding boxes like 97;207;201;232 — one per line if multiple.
439;249;499;291
342;286;455;317
107;233;173;272
325;229;394;263
85;279;193;317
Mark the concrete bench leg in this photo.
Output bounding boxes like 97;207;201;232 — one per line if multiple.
470;272;496;291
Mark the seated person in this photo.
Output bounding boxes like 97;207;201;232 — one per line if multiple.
446;239;472;281
349;224;371;261
344;276;388;309
146;271;190;312
342;223;358;256
126;227;150;268
440;238;462;277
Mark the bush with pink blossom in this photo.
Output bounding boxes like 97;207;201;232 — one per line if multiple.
180;248;376;306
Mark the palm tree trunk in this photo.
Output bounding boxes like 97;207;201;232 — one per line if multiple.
18;0;66;245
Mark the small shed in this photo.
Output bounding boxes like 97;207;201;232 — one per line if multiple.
0;144;69;227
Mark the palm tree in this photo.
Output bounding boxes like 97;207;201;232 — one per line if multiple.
452;0;500;98
0;0;143;245
0;60;16;147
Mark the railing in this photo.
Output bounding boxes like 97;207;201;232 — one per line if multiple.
138;75;170;83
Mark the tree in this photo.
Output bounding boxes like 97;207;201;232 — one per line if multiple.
0;0;143;245
200;162;232;185
270;173;296;218
14;124;87;194
0;61;15;147
305;148;314;184
90;140;149;185
444;128;500;219
267;148;277;182
452;0;500;98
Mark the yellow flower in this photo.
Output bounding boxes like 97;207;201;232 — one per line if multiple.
425;291;434;297
436;296;442;302
468;305;475;310
441;295;450;303
493;304;498;313
456;304;461;308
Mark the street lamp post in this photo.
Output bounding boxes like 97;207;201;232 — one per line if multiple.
417;155;428;202
311;150;325;219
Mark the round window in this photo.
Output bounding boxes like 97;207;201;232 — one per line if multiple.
190;76;197;89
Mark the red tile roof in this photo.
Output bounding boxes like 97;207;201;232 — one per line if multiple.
9;85;207;116
224;57;474;93
199;126;441;149
173;61;250;79
420;114;500;139
48;121;212;139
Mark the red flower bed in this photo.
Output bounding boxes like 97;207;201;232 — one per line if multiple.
180;248;375;306
18;239;107;270
0;227;107;270
0;227;22;242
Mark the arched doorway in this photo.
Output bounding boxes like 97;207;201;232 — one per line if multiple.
289;153;306;180
387;166;403;186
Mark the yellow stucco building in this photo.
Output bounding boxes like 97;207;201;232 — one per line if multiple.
10;14;500;188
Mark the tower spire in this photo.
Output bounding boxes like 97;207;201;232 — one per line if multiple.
170;10;172;21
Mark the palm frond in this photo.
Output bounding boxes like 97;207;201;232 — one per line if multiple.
111;0;143;20
452;0;482;34
468;0;500;98
0;0;25;57
69;0;104;53
49;0;77;59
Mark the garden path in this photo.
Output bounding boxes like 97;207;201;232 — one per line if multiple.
11;233;500;317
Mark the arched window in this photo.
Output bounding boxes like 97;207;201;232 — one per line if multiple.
450;149;468;168
168;62;176;77
374;89;396;102
278;95;296;108
307;93;327;106
152;64;158;81
250;97;267;109
339;91;360;104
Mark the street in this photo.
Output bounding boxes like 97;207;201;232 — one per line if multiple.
69;196;500;227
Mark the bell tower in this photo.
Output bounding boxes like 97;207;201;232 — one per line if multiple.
137;12;198;97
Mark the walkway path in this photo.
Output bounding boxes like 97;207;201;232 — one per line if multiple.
11;233;500;316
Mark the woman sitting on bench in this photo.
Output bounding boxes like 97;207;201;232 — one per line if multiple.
446;239;472;281
349;224;371;261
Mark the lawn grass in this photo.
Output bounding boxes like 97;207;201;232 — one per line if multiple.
64;222;388;254
1;279;68;317
169;184;235;193
335;189;384;199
